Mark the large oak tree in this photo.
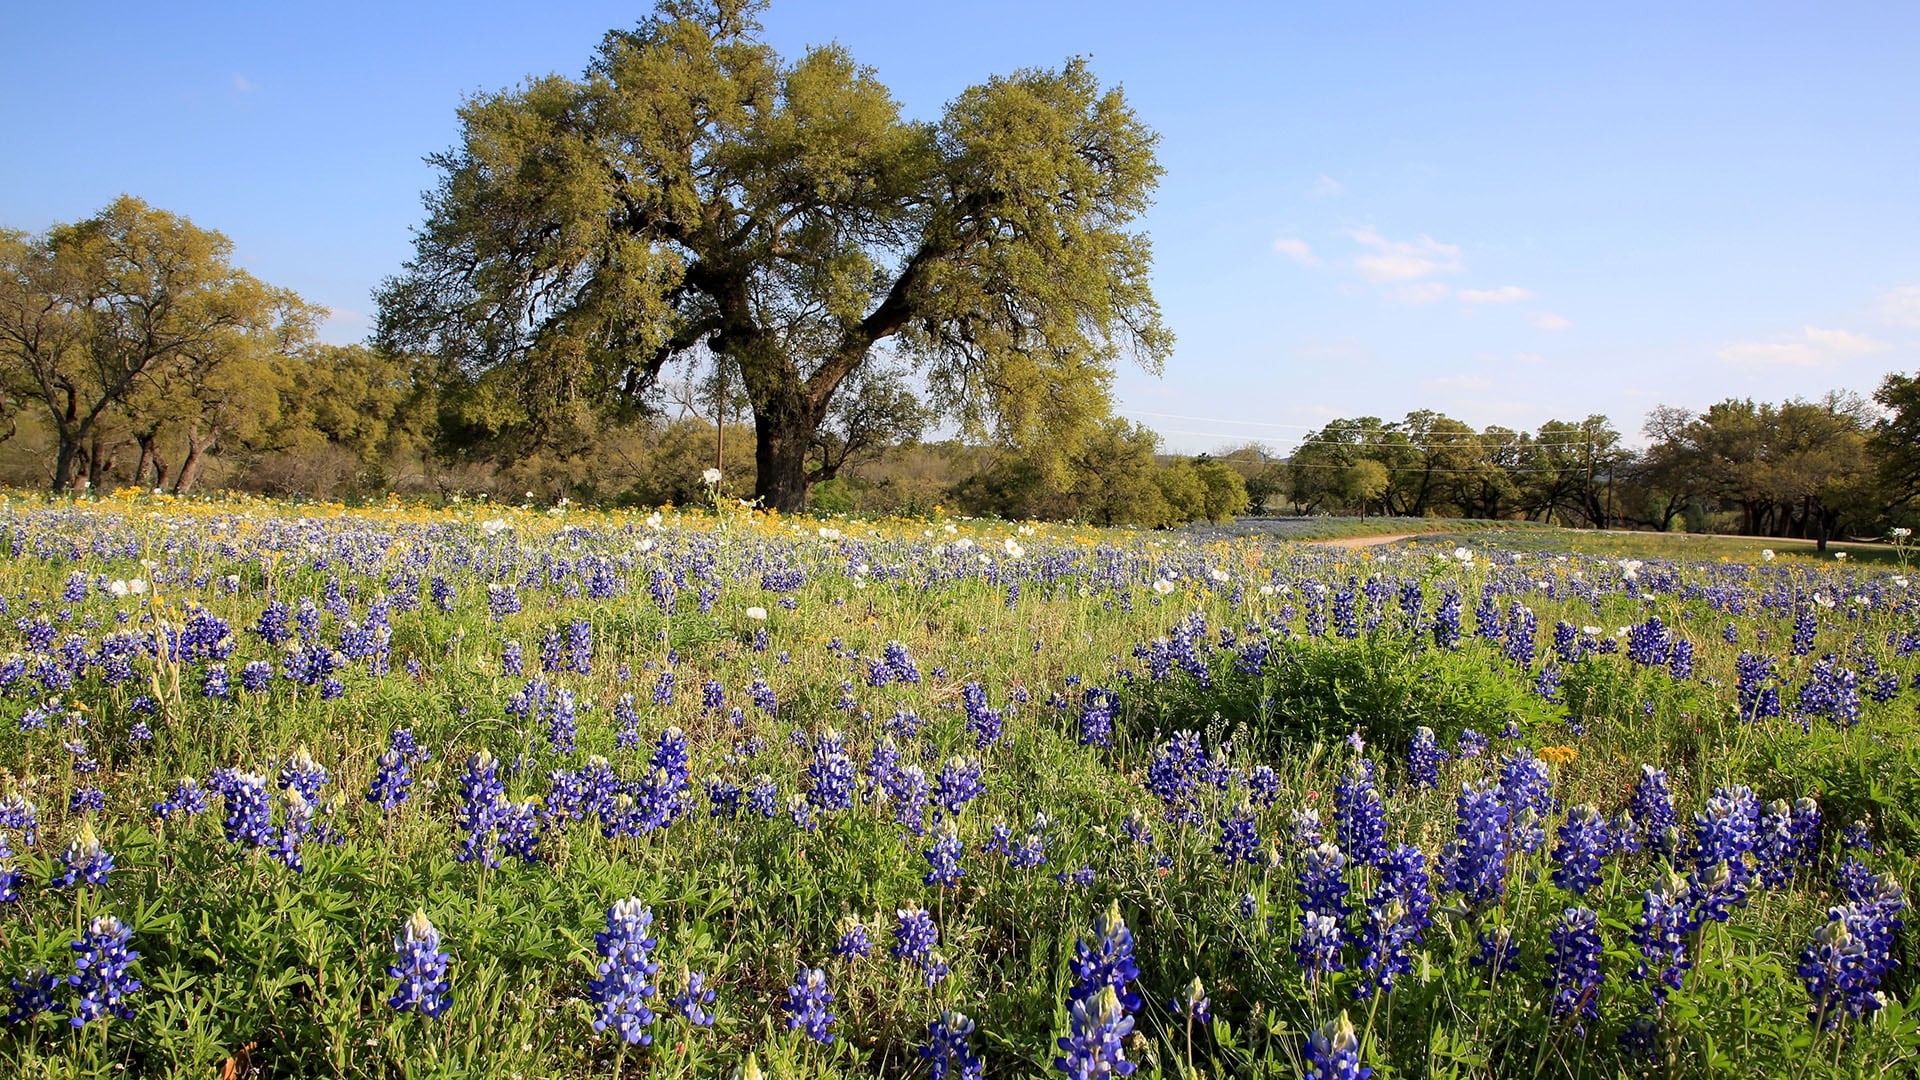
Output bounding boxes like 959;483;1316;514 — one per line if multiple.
375;0;1170;511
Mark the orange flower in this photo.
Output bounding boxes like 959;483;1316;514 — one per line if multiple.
1540;745;1578;766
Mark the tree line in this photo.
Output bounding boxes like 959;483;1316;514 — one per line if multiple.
1275;389;1920;547
6;193;1920;543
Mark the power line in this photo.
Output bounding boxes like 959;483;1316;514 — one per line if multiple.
1117;409;1616;449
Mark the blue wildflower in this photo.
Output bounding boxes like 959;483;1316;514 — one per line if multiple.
386;911;451;1018
588;898;660;1045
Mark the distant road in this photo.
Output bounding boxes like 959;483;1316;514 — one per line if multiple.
1305;533;1424;549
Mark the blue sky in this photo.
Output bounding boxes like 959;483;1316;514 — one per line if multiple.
5;1;1916;453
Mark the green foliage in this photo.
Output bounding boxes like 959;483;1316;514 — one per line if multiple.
376;0;1171;511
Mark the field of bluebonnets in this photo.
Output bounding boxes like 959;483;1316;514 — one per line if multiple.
0;490;1916;1079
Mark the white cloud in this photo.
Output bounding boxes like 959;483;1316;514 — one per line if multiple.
1395;282;1450;305
1529;312;1572;331
1459;285;1535;304
233;74;260;93
1877;285;1920;326
1308;175;1345;199
1804;327;1889;354
1423;374;1492;392
1272;238;1320;266
1514;352;1546;365
1349;228;1462;282
1717;326;1891;367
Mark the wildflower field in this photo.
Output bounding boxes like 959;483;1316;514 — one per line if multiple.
0;492;1916;1079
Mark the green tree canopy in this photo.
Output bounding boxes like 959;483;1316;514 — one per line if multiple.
0;196;309;490
376;0;1171;511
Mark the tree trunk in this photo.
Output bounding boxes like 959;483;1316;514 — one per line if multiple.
52;437;81;492
134;437;156;488
175;429;209;495
753;402;816;512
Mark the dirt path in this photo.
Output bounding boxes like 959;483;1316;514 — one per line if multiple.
1305;532;1425;549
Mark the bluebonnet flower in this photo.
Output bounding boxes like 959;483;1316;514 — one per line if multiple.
1498;749;1553;818
1691;785;1760;908
746;774;779;818
1632;869;1694;1007
834;915;873;959
1303;1012;1371;1080
1441;780;1509;909
209;769;276;850
1667;638;1694;680
1471;926;1521;979
1053;986;1135;1079
68;914;140;1027
153;778;208;820
669;967;715;1027
1172;976;1211;1023
1291;806;1324;848
1546;906;1604;1030
0;839;22;904
1356;845;1432;998
1078;687;1117;747
1432;591;1463;649
1406;726;1446;789
4;967;62;1025
922;1009;983;1080
892;905;938;966
807;728;857;813
387;911;451;1018
51;823;113;889
367;750;413;810
1120;808;1154;848
1800;911;1877;1029
1455;728;1487;760
1790;797;1822;862
276;747;329;802
786;794;814;832
498;799;542;864
934;756;985;814
783;966;835;1044
961;682;1004;749
270;788;317;872
1145;730;1208;824
923;819;964;888
1295;843;1350;975
239;660;273;695
1296;911;1345;977
1069;901;1142;1013
1552;804;1609;896
1503;602;1537;668
1247;763;1282;806
588;898;660;1045
2;787;42;845
1046;864;1088;890
1216;801;1261;867
1754;798;1802;888
1631;765;1678;854
1627;616;1671;667
1334;762;1387;866
454;750;504;867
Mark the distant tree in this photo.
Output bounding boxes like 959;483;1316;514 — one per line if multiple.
1191;457;1249;523
0;197;305;490
1874;370;1920;516
377;0;1171;511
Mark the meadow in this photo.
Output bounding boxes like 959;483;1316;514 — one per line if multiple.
0;490;1914;1079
